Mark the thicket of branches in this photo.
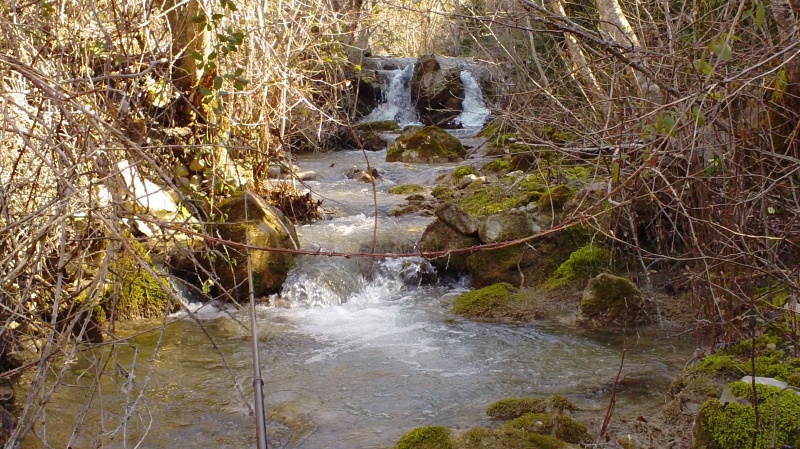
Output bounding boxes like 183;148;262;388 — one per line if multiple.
0;0;799;446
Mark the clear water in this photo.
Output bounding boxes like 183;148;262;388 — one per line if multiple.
17;142;694;449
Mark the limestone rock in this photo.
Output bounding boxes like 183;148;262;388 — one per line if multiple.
578;274;651;327
435;202;478;236
478;210;540;243
418;219;479;274
213;192;299;300
386;126;466;163
411;55;465;126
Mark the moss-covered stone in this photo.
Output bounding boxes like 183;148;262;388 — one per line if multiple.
355;120;400;132
456;427;566;449
506;413;590;444
487;396;576;420
457;185;530;216
578;273;652;327
545;244;610;289
108;239;178;320
386;126;466;163
452;283;538;322
482;158;512;173
537;185;575;211
453;165;477;179
487;398;549;420
692;382;800;449
388;184;426;195
396;426;454;449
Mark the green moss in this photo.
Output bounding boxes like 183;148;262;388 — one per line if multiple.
432;185;455;200
536;185;575;211
388;184;426;195
395;426;454;449
386;126;466;163
487;398;548;420
453;165;477;179
483;159;512;173
108;239;177;320
506;413;590;444
457;427;565;449
545;244;610;289
693;352;800;387
355;120;400;132
457;185;528;216
693;382;800;449
452;283;537;321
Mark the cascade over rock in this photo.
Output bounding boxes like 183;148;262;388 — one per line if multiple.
213;191;299;301
411;55;465;126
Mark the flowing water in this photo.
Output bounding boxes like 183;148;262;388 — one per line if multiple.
18;66;695;449
20;144;695;449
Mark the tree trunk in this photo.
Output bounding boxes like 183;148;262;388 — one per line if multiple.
162;0;213;123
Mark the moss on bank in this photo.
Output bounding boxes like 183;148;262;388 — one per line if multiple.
693;382;800;449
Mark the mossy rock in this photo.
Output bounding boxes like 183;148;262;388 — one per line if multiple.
453;165;477;179
396;426;454;449
456;427;566;449
386;126;466;163
388;184;426;195
545;244;611;289
482;158;512;173
418;219;480;274
452;283;538;322
213;192;298;301
457;185;533;216
537;185;575;211
488;398;547;420
107;239;179;320
355;120;400;132
488;396;577;420
578;273;652;327
467;228;591;288
692;382;800;449
506;413;590;445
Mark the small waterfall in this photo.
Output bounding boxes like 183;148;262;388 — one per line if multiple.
361;65;420;126
454;70;490;128
361;62;490;129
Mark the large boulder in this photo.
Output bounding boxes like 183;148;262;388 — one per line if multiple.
578;273;652;327
386;126;466;163
418;219;479;274
411;55;465;126
478;210;540;243
213;192;299;301
435;202;478;235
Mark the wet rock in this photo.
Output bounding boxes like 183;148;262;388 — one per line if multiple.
213;192;299;301
457;174;480;189
435;202;478;236
386;126;466;163
418;219;479;274
411;55;465;126
478;209;540;243
579;273;652;327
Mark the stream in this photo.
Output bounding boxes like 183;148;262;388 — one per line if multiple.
21;142;695;449
19;62;695;449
